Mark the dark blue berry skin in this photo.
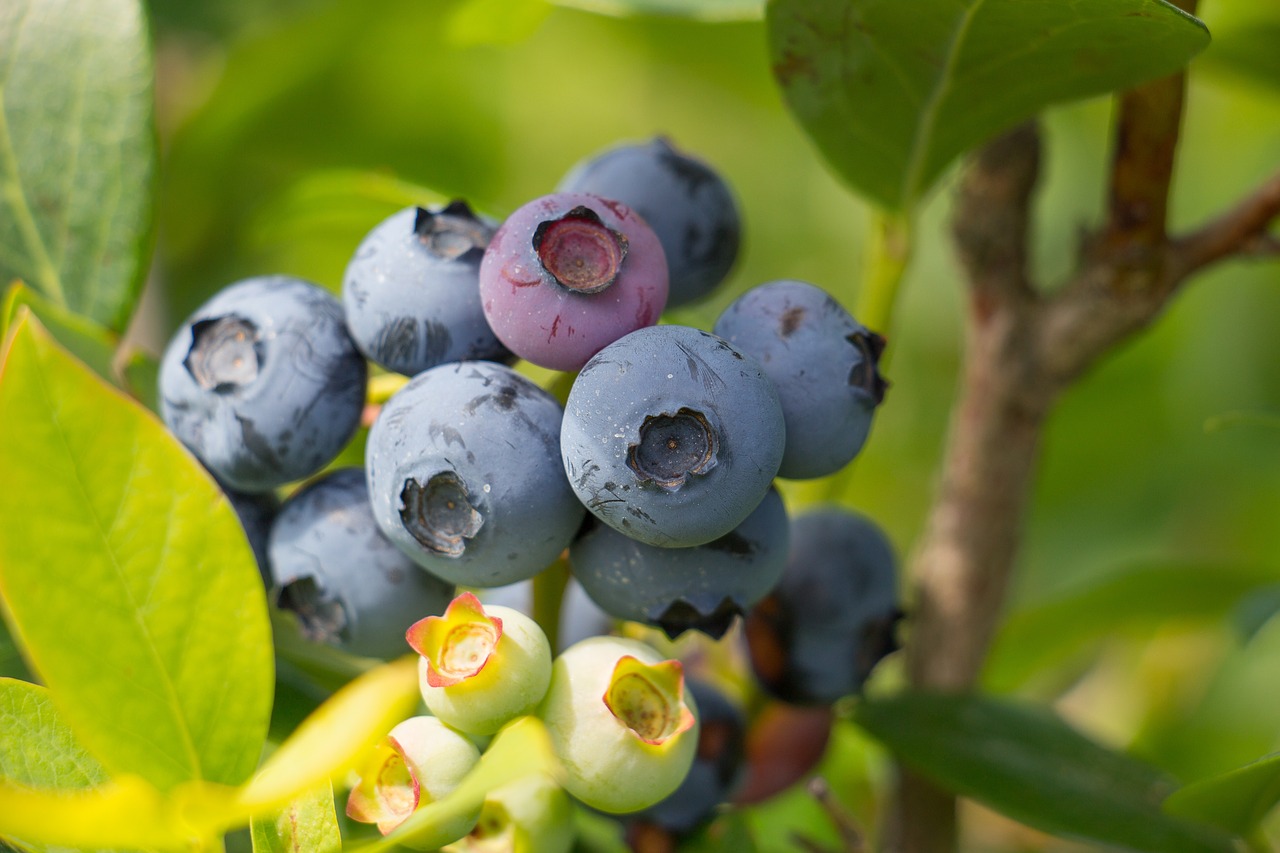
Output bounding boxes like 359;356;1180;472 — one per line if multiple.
159;275;368;494
342;202;512;377
628;679;746;836
713;280;886;480
569;487;788;639
559;137;741;307
366;361;585;587
223;485;278;588
268;468;455;659
561;325;785;548
745;508;901;705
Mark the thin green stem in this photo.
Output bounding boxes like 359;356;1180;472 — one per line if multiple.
856;211;913;341
532;556;570;653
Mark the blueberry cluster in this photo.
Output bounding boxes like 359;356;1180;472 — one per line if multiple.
155;137;903;843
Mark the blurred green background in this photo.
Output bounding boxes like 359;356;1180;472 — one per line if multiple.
136;0;1280;847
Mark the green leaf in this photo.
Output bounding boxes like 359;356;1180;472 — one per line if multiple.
1202;24;1280;91
0;622;30;680
0;678;106;789
0;678;122;853
354;716;560;852
546;0;761;20
768;0;1210;211
985;562;1275;691
0;774;190;850
0;313;273;792
1164;752;1280;836
119;347;159;412
2;281;119;385
250;782;341;853
0;0;155;331
447;0;552;46
233;655;419;820
855;693;1237;853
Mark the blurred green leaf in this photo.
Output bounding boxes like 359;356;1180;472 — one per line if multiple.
0;313;273;791
855;693;1238;853
0;773;189;849
272;608;379;693
0;0;155;331
2;282;119;385
1202;24;1280;91
119;347;159;412
1233;584;1280;644
0;622;29;681
767;0;1210;211
985;562;1276;691
546;0;761;21
448;0;552;45
1164;752;1280;837
0;678;122;853
235;656;420;820
1203;409;1280;433
250;781;341;853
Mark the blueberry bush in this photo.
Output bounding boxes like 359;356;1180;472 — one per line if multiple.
2;0;1280;851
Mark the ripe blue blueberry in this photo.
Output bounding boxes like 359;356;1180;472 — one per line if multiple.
714;280;886;480
478;193;668;371
342;202;511;376
569;486;789;639
366;361;585;587
745;507;901;705
159;275;367;493
268;468;454;659
561;325;785;548
559;137;741;307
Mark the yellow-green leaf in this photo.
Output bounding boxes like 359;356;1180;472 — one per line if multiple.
236;655;421;819
250;782;341;853
0;313;273;792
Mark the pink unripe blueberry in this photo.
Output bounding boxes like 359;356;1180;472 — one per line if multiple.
479;193;668;371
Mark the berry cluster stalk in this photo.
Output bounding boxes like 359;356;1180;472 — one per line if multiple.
894;0;1280;845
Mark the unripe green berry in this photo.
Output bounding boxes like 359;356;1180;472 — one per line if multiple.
408;592;553;735
346;715;481;847
537;636;699;813
442;773;573;853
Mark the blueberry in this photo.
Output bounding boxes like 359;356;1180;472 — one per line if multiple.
570;486;789;639
559;137;741;307
479;576;613;652
561;325;785;548
221;484;278;588
478;193;668;371
342;202;512;376
267;468;455;659
159;275;368;493
366;361;585;586
745;508;901;705
714;280;887;480
627;679;746;836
